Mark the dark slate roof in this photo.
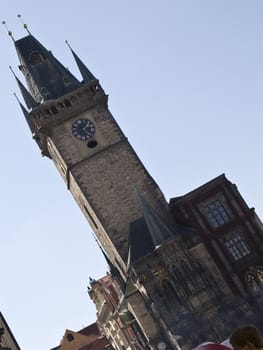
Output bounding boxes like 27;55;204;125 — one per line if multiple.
128;217;155;264
17;100;36;134
15;34;81;102
135;191;175;247
128;191;198;266
13;72;39;109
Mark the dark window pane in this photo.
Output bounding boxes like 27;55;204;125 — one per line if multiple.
204;200;230;228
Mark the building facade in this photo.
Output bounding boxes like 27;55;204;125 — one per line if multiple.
170;174;263;306
12;32;263;350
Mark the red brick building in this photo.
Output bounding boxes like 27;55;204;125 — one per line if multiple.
169;174;263;300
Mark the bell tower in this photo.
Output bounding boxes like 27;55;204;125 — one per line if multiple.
13;33;171;277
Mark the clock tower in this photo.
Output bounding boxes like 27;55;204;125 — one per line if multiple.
13;31;261;350
13;33;171;278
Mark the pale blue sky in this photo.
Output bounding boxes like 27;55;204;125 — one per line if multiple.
1;1;263;350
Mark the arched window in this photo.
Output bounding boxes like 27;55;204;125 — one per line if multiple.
161;279;187;313
195;262;209;289
162;279;177;296
179;260;195;293
180;260;191;275
170;264;189;299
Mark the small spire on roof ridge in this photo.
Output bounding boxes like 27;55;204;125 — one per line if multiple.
13;92;20;104
10;66;38;109
14;92;36;135
17;14;30;34
65;40;96;82
9;65;16;76
2;20;15;42
65;39;71;49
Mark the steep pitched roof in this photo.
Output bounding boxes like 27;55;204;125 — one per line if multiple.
128;191;198;266
135;191;175;247
14;34;81;102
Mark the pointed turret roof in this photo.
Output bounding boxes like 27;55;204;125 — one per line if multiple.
14;34;81;102
14;94;36;134
135;191;175;247
19;102;35;134
128;217;155;265
11;69;38;109
66;41;96;83
127;191;177;266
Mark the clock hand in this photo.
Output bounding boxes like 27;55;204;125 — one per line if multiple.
83;125;90;134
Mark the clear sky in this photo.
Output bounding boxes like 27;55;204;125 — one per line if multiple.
1;1;263;349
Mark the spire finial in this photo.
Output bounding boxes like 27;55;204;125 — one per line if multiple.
2;21;15;42
66;40;96;82
10;66;38;109
14;92;20;103
9;65;15;76
17;14;30;34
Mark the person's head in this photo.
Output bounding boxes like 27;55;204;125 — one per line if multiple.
230;325;263;350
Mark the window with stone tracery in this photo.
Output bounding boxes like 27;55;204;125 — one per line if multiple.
179;260;195;294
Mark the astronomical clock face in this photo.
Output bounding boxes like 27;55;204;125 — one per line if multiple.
71;118;95;141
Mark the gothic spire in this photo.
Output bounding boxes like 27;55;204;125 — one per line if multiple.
14;93;36;134
10;67;38;109
127;191;177;267
135;190;175;248
14;33;81;102
66;41;96;83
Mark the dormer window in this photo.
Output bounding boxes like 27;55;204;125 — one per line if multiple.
204;199;230;228
29;52;46;65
